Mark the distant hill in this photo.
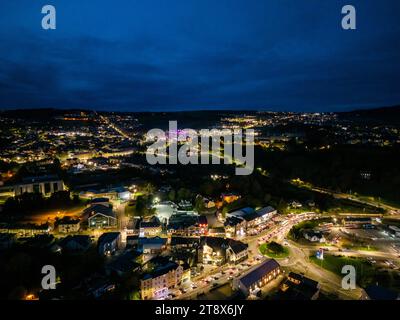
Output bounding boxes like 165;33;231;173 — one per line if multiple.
338;105;400;125
0;108;89;120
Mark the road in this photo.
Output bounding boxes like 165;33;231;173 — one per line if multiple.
177;213;318;300
282;240;363;299
176;210;400;300
301;183;399;213
95;112;133;141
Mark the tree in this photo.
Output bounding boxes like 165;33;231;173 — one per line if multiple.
277;198;288;214
264;193;272;204
143;183;155;194
133;196;155;217
194;195;205;213
134;196;147;217
177;188;191;201
168;189;176;202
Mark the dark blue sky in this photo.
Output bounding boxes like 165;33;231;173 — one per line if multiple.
0;0;399;112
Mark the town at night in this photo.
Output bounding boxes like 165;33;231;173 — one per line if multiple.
0;0;399;314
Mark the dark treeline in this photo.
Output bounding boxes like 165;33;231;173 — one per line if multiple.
2;191;80;215
255;144;400;204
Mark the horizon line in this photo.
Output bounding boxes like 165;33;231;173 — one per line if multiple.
1;104;400;114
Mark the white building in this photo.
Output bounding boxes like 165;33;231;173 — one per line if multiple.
13;175;65;196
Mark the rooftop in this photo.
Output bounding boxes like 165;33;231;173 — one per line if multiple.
59;235;91;248
142;261;180;280
85;204;115;218
98;232;120;244
238;259;280;289
90;197;110;203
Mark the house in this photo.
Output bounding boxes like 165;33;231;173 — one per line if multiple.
167;213;206;236
224;216;247;238
198;236;248;266
303;230;325;243
290;200;303;208
82;274;116;299
140;258;191;300
138;236;167;254
86;205;117;229
207;227;226;237
125;217;140;235
226;206;277;235
98;232;121;256
82;186;130;201
221;193;240;204
227;207;255;220
105;250;141;277
226;240;249;264
178;200;193;210
0;223;51;236
232;259;281;297
110;187;131;201
139;221;162;237
256;206;277;222
204;198;216;208
58;235;91;253
57;218;81;233
197;215;208;233
279;272;321;300
170;236;200;249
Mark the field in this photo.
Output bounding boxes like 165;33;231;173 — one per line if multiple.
310;254;398;289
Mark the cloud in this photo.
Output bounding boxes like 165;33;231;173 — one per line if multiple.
0;0;400;111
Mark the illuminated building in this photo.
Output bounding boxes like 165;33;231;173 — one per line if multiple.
233;259;280;297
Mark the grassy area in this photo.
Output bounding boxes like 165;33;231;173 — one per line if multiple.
310;254;377;287
340;238;378;252
259;242;289;259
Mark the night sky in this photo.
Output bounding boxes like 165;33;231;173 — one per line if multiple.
0;0;399;112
